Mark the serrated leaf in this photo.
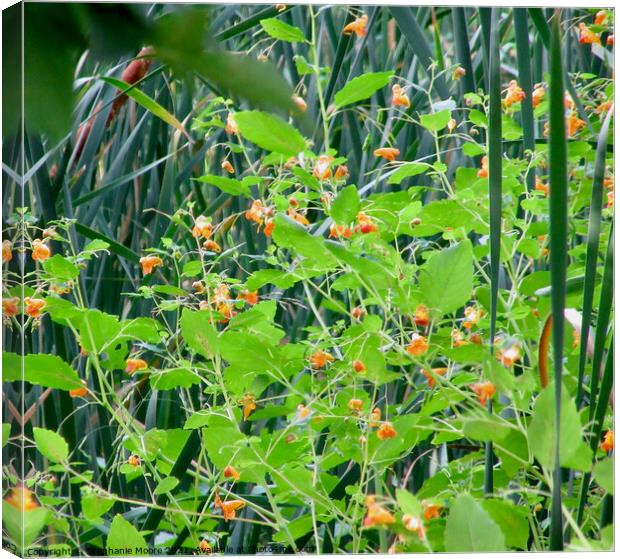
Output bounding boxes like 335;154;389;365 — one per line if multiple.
334;71;393;108
235;110;305;155
420;109;451;132
33;428;69;463
331;184;360;224
444;494;506;551
260;18;305;42
106;514;148;555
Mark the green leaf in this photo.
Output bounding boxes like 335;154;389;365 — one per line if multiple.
33;427;69;463
2;352;83;390
2;424;10;447
101;77;188;137
153;476;179;496
331;185;360;224
273;214;338;268
82;492;115;521
469;109;488;127
395;488;422;516
444;494;506;551
180;309;219;358
106;514;148;555
260;18;305;42
150;367;200;390
3;501;50;549
480;499;529;550
235;110;305;155
42;254;79;281
419;240;474;314
387;162;429;185
420;109;452;132
593;459;614;495
334;71;394;108
527;384;592;471
194;175;251;197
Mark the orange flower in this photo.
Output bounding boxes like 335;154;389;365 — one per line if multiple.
535;178;549;196
198;539;212;554
203;240;222;253
595;100;614;115
128;454;141;467
309;350;335;368
334;165;349;180
452;66;466;80
364;497;395;526
503;80;526;107
470;332;482;344
414;304;429;327
139;255;163;275
374;147;400;162
402;514;426;538
240;290;258;305
477;155;489;178
221;160;234;174
217;302;235;323
497;342;521;367
2;297;19;317
24;297;46;318
242;394;257;421
423;367;447;388
567;112;586;137
564;92;575;110
470;381;496;405
532;85;546;108
263;219;275;237
463;306;484;329
594;10;608;25
214;492;245;521
69;380;88;398
192;216;213;238
288;208;310;226
245;199;265;224
391;84;410;108
451;328;468;348
377;422;397;440
603;175;614;190
214;283;230;303
6;485;39;511
125;358;148;374
369;407;381;427
2;240;12;263
223;465;240;481
225;112;238;134
406;333;428;357
343;14;368;38
329;223;353;239
292;95;307;113
351;306;365;320
601;430;614;453
422;501;442;520
192;281;205;294
355;212;378;234
607;190;614;209
297;404;312;419
348;398;364;412
607;34;614;46
313;155;334;181
578;23;600;44
32;239;51;262
352;359;366;374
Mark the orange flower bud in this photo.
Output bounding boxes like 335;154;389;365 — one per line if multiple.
348;398;364;412
263;219;275;237
128;454;141;467
355;212;378;234
223;465;240;481
292;95;307;113
125;358;148;375
69;380;88;398
477;156;489;178
601;430;614;453
352;359;366;374
2;240;12;263
532;85;546;108
221;160;235;174
334;165;349;180
452;66;466;80
414;304;429;327
242;393;257;421
203;240;222;253
351;306;365;320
